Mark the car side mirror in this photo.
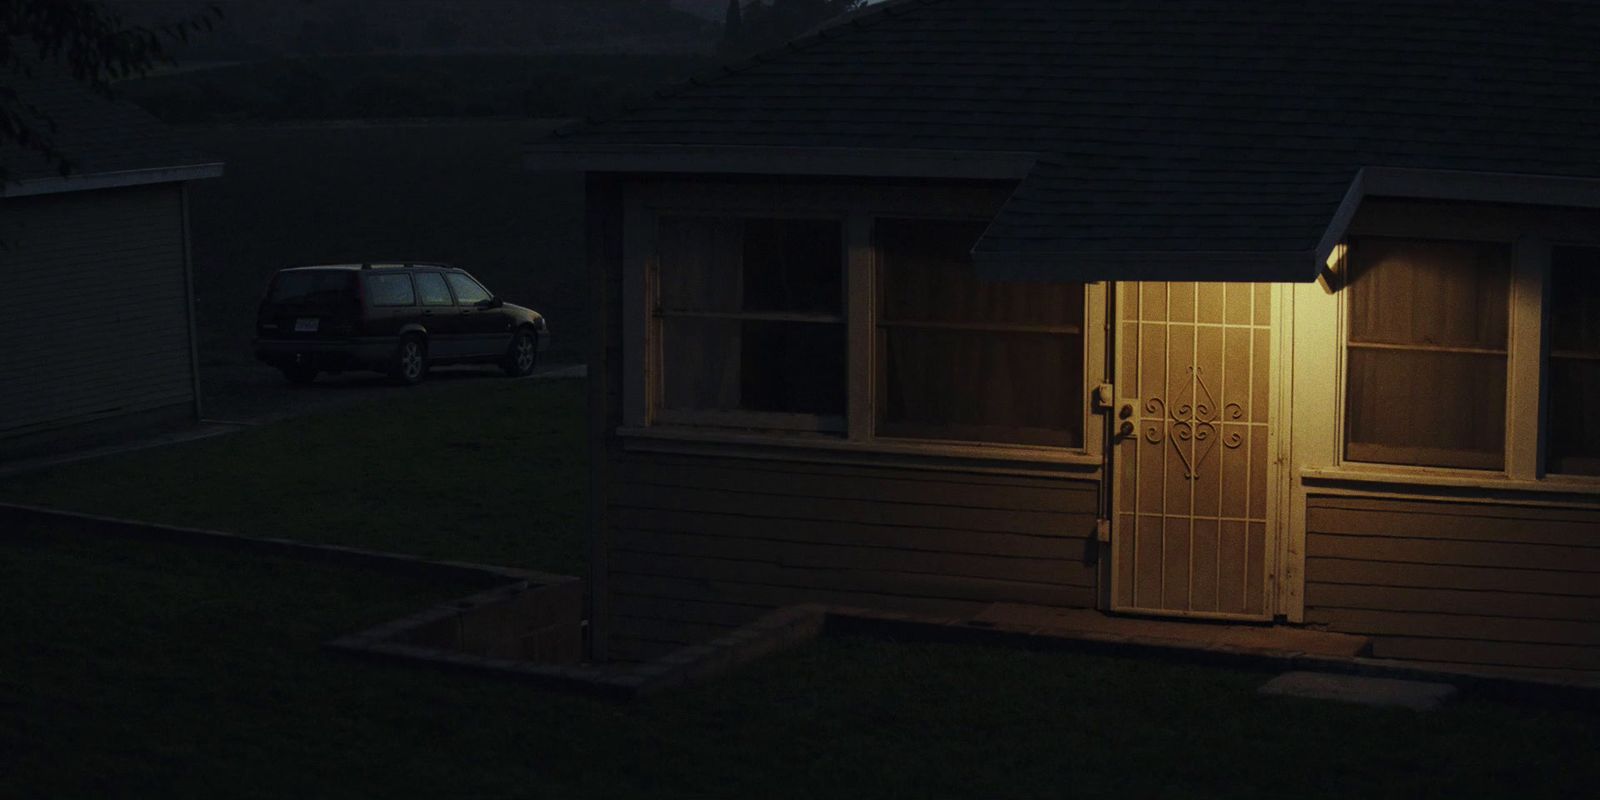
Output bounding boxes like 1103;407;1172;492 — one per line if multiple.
478;297;502;310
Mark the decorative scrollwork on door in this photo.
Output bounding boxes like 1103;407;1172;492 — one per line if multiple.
1143;366;1243;480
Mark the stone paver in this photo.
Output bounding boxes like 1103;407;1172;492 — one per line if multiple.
1258;671;1458;710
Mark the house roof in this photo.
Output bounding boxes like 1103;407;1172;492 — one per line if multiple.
0;62;222;198
533;0;1600;281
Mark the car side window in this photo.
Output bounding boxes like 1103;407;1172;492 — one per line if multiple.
446;273;492;305
366;273;416;307
414;272;454;306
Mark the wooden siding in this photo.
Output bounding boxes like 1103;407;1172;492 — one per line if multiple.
605;453;1101;661
1304;496;1600;674
0;184;195;441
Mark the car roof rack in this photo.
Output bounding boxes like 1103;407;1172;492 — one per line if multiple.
360;262;453;270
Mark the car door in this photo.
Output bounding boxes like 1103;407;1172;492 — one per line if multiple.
412;271;460;358
445;272;508;358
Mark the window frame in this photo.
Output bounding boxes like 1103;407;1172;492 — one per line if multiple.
621;182;1104;468
870;214;1089;450
413;271;455;307
1331;203;1600;488
445;272;493;306
1337;234;1515;472
650;213;850;434
1541;243;1600;477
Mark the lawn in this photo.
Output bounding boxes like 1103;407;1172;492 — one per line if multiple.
3;381;1599;798
3;523;1598;799
0;378;586;574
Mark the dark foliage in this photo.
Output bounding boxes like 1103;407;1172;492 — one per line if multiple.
0;0;220;182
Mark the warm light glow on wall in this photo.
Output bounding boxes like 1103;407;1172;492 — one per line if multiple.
1319;242;1347;294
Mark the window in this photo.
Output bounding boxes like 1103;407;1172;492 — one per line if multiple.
446;273;491;305
1547;246;1600;475
654;216;845;430
271;270;354;303
415;272;454;306
875;219;1084;447
366;273;416;307
1344;237;1511;470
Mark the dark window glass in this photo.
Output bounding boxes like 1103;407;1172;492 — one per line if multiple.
1344;237;1510;469
270;270;355;304
365;273;416;307
656;216;845;425
446;273;491;305
1547;245;1600;475
414;272;454;306
876;218;1085;447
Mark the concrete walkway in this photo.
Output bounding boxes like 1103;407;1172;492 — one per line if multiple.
824;603;1600;700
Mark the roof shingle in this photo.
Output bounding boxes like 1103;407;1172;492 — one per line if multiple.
544;0;1600;280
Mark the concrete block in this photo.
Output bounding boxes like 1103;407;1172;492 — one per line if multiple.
1259;671;1458;711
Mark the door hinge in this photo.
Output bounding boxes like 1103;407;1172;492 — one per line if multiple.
1096;518;1112;543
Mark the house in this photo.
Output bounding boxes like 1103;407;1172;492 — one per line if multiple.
529;0;1600;676
0;66;222;458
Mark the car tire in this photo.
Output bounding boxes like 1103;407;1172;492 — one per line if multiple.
280;364;318;385
501;328;538;377
393;334;428;385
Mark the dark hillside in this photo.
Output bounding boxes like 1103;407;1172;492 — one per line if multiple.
102;0;715;59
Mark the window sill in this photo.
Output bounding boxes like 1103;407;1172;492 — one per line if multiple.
616;426;1103;477
1300;465;1600;502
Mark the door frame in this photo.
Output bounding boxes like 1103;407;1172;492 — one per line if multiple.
1100;281;1295;621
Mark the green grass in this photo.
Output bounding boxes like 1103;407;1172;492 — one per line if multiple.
3;525;1598;798
0;378;586;574
3;384;1598;797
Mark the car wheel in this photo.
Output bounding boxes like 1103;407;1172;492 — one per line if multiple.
502;329;538;377
393;334;428;385
280;364;318;385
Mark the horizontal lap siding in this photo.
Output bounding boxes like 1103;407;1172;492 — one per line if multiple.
606;454;1100;661
1304;496;1600;673
0;184;194;439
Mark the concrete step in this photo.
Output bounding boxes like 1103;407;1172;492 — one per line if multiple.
973;603;1372;659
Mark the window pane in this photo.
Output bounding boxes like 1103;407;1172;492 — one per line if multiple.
656;215;845;426
1547;246;1600;475
1346;349;1506;469
742;218;842;313
1344;237;1510;469
446;273;491;305
1348;238;1509;348
661;318;844;416
879;220;1083;326
272;270;353;303
881;328;1083;447
366;273;415;307
876;218;1084;447
658;217;742;313
414;272;453;306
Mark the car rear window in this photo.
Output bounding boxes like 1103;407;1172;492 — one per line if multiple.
270;270;356;304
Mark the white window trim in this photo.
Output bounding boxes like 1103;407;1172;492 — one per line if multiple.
620;180;1104;469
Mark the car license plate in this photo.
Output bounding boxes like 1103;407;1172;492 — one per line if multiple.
294;317;319;333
